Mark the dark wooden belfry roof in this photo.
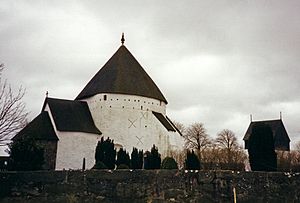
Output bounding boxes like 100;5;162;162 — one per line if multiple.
243;119;290;151
13;111;58;141
42;97;101;135
76;45;168;103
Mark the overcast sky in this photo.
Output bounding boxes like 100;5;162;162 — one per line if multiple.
1;0;300;150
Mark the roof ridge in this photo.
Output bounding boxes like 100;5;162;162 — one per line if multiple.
47;97;85;103
251;119;282;123
42;97;87;112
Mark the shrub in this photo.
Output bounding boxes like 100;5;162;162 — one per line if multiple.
117;164;130;169
8;136;44;171
185;150;200;170
92;161;108;169
161;157;178;169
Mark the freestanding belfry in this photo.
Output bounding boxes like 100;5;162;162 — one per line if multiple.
14;35;184;170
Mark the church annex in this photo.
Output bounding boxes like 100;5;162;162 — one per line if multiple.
14;36;184;170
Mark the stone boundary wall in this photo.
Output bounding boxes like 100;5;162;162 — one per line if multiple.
1;170;300;203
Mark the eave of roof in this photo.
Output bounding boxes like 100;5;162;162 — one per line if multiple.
76;45;167;103
152;111;176;132
43;97;101;135
13;111;58;141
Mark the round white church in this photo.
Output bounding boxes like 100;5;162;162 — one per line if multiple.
14;36;184;170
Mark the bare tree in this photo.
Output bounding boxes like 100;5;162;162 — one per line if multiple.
183;122;211;161
0;64;28;146
201;143;223;168
215;129;238;150
277;150;291;171
290;141;300;171
295;141;300;153
215;129;238;164
268;141;300;172
172;121;186;135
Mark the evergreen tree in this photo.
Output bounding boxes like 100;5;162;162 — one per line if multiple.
151;144;161;169
95;137;105;163
144;145;161;169
248;123;277;171
185;150;200;170
116;148;130;168
94;137;116;169
131;147;143;169
143;151;151;169
138;149;144;169
8;136;44;171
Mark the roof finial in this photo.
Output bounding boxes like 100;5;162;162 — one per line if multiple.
280;111;282;120
121;33;125;45
250;114;253;122
46;91;49;98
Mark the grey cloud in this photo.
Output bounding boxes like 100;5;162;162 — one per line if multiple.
1;0;300;147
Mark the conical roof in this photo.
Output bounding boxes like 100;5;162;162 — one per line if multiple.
76;45;167;103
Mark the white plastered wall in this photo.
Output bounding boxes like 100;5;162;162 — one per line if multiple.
44;104;101;170
82;93;184;156
54;131;101;170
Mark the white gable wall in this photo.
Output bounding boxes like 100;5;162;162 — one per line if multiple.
54;131;101;170
44;104;101;170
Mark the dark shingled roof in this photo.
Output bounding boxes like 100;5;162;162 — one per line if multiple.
43;97;101;134
152;111;176;132
13;111;58;141
76;45;167;103
243;119;290;151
